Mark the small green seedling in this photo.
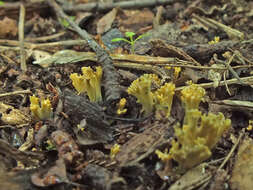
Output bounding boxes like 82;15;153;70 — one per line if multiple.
111;31;149;54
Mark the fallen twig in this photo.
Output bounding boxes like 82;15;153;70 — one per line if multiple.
0;89;32;98
0;39;87;50
62;0;176;12
25;31;66;42
18;2;26;71
175;76;253;91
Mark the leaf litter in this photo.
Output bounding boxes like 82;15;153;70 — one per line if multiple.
0;0;253;190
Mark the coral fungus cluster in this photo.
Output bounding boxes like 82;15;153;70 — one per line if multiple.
70;66;103;102
127;74;175;116
30;95;53;120
155;83;231;170
170;109;231;169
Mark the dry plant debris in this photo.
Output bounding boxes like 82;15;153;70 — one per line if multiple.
0;0;253;190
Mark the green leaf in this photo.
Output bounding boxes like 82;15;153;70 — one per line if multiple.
0;1;4;6
125;31;135;38
135;33;150;41
111;38;125;42
111;38;130;43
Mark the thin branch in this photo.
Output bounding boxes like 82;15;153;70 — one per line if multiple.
175;76;253;91
25;31;66;42
0;39;87;50
62;0;176;12
19;2;26;71
0;0;176;15
0;89;32;98
47;0;121;103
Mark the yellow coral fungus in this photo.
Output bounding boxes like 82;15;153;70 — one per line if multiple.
30;95;53;120
169;109;231;169
154;82;175;117
247;120;253;131
117;98;127;115
110;144;120;159
127;74;160;115
174;67;181;79
181;83;205;110
155;149;172;162
181;83;205;124
208;36;220;45
197;112;231;149
70;66;103;102
69;73;86;94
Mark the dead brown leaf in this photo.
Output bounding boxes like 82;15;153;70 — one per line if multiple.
97;8;118;34
119;9;154;32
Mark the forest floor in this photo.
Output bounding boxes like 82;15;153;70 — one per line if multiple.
0;0;253;190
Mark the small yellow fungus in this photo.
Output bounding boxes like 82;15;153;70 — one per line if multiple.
247;120;253;131
154;82;175;117
247;125;253;131
165;66;181;79
127;74;160;115
174;67;181;79
208;36;220;45
155;149;172;162
70;66;103;102
30;95;53;120
77;124;85;132
110;144;120;159
117;98;127;115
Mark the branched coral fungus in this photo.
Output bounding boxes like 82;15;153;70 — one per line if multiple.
156;83;231;170
197;112;231;149
169;109;231;169
127;74;160;115
181;83;206;111
69;73;86;94
30;95;53;120
181;83;206;124
154;82;175;117
70;66;103;102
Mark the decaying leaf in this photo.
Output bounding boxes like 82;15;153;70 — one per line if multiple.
0;102;31;125
168;163;212;190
